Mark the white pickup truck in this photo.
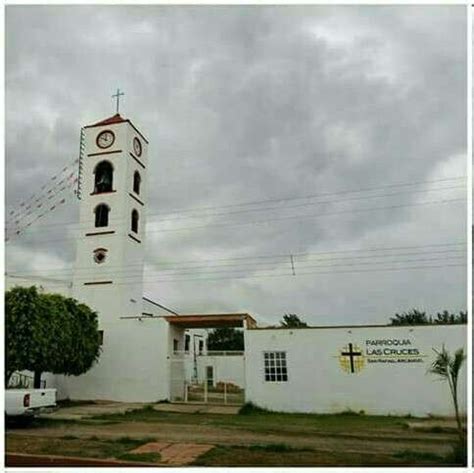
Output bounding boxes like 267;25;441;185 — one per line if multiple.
5;388;57;419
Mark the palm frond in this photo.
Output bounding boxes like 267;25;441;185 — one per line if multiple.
429;345;450;378
449;348;466;382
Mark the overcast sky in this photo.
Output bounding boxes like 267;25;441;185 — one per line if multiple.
5;5;467;326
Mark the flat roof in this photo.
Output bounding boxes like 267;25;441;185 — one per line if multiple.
163;313;257;329
249;323;466;330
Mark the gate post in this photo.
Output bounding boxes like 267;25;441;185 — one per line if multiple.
204;378;208;403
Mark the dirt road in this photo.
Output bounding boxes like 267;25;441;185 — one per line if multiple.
7;419;456;457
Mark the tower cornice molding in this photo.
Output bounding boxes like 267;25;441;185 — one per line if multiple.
88;149;123;157
129;193;144;206
129;152;146;169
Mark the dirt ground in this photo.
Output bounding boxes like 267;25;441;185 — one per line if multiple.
5;403;466;466
6;420;455;456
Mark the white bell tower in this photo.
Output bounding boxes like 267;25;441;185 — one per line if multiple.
72;112;148;327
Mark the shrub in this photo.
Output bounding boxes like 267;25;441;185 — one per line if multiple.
444;439;467;466
238;402;272;415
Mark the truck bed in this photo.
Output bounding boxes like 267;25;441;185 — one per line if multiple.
6;389;56;416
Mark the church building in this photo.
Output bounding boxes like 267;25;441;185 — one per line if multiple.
6;112;467;418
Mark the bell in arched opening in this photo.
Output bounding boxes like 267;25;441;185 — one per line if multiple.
94;161;114;193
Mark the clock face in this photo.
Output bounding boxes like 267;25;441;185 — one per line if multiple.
133;137;142;157
96;130;115;149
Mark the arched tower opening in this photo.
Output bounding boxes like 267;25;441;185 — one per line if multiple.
131;209;139;233
94;203;110;227
133;171;141;195
94;161;114;193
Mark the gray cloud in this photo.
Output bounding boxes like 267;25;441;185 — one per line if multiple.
5;5;467;325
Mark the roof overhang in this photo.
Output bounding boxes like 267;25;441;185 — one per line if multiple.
163;313;257;329
84;114;149;143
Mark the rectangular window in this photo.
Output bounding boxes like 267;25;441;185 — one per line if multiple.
264;351;288;382
184;334;190;353
98;330;104;346
173;339;179;353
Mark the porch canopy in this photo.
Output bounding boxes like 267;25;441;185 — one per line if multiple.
163;313;257;329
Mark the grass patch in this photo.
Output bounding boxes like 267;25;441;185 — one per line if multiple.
239;402;273;415
192;444;446;467
248;443;312;452
56;399;96;408
393;450;443;462
13;417;120;430
444;440;467;466
116;452;161;463
112;436;156;447
425;426;447;434
333;409;365;416
86;404;435;439
80;420;122;426
6;434;155;461
61;435;79;440
31;417;79;428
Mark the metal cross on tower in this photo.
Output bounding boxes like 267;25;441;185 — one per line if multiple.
112;88;125;114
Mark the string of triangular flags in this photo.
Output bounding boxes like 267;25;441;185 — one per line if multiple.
6;158;79;227
5;167;78;243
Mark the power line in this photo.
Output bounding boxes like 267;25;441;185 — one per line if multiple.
149;197;465;234
8;262;464;288
146;184;465;223
6;241;466;273
5;190;75;243
6;176;78;240
6;158;78;223
6;246;466;276
43;255;465;282
7;253;465;282
4;197;465;245
5;176;465;233
146;175;467;217
150;263;465;284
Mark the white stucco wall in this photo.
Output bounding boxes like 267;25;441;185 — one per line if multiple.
55;317;170;402
244;324;467;417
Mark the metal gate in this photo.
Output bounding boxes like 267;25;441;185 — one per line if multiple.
169;353;187;402
170;351;245;405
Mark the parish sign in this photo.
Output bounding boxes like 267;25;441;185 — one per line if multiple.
338;338;426;374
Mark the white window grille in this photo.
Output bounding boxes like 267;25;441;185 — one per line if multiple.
264;351;288;382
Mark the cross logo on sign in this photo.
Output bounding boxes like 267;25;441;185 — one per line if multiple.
339;343;365;374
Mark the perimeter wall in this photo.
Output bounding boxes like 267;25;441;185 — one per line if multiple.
244;324;466;416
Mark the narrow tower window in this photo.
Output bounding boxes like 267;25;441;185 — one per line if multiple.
133;171;141;195
94;161;113;194
95;204;110;228
131;209;139;233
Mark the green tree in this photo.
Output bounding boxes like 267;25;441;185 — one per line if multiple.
206;327;244;351
389;309;430;326
5;286;101;388
389;309;467;326
280;314;308;328
434;311;467;325
429;345;466;442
